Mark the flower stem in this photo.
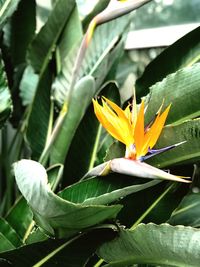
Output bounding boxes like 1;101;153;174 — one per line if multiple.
130;183;175;230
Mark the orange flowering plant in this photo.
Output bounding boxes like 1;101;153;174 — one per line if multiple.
1;0;199;265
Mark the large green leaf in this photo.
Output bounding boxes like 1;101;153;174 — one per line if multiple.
13;159;121;238
0;218;22;250
27;0;76;74
50;75;95;165
0;57;12;128
5;197;33;242
56;4;82;69
168;192;200;227
62;82;120;185
144;63;200;125
0;0;20;29
3;0;36;66
19;65;39;106
98;224;200;266
0;227;116;267
53;12;132;105
136;26;200;99
59;173;160;205
147;119;200;168
25;67;53;160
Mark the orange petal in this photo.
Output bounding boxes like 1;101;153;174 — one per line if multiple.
134;100;145;158
148;104;171;149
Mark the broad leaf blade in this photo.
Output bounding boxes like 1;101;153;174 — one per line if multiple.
62;81;120;185
99;224;200;266
27;0;76;73
0;218;22;250
25;67;52;160
59;173;160;206
13;159;121;238
145;63;200;125
147;119;200;168
53;12;132;105
50;75;95;164
0;0;20;29
0;228;116;267
168;192;200;227
136;26;200;98
0;57;12;128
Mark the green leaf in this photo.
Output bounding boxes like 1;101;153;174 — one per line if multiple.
0;0;20;29
59;173;160;205
27;0;76;73
0;233;15;253
145;63;200;125
62;81;120;185
50;75;95;165
13;159;121;238
168;192;200;227
136;26;200;99
147;119;200;168
98;224;200;266
0;57;12;128
25;66;53;160
5;197;33;242
53;12;132;105
3;0;36;66
0;227;116;267
0;218;22;250
19;65;39;106
56;5;82;69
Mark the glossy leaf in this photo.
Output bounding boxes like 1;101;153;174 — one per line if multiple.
0;227;116;267
62;81;120;185
0;218;22;250
19;65;39;106
50;75;95;165
0;57;12;128
136;26;200;99
5;197;33;242
0;0;20;29
169;192;200;227
3;0;36;66
13;159;121;238
25;67;53;160
56;4;82;68
59;173;160;205
27;0;76;73
53;12;133;105
99;224;200;266
147;118;200;168
145;63;200;125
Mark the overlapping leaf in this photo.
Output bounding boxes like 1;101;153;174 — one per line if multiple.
136;26;200;98
145;63;200;125
0;0;20;29
53;12;133;105
99;223;200;266
13;159;121;238
169;192;200;227
0;57;12;128
0;227;116;267
147;118;200;168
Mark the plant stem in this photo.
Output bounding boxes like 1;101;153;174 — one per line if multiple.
94;258;104;267
130;183;175;230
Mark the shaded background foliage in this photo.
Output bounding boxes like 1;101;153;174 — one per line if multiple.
0;0;200;266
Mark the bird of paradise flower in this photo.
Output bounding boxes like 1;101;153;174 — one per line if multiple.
85;96;190;183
